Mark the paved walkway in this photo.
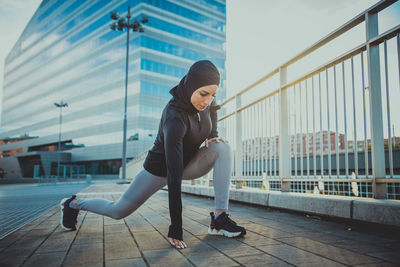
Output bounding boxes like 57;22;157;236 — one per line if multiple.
0;183;89;239
0;182;399;266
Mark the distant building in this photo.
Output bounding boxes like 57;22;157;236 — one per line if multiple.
0;0;226;179
243;131;345;159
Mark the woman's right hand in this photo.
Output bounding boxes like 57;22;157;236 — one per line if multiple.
205;137;228;147
168;237;187;249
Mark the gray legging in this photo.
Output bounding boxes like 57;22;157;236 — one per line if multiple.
75;141;232;219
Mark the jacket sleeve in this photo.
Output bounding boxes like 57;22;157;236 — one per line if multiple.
208;99;219;139
163;115;187;240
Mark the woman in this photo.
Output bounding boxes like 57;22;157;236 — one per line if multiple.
60;60;246;249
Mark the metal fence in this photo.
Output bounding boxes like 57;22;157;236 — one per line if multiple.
129;1;400;200
214;0;400;199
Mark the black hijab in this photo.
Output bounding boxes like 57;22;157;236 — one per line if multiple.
169;60;220;113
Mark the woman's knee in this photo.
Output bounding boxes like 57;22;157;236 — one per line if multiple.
209;140;232;155
110;209;131;220
109;202;136;220
111;213;125;220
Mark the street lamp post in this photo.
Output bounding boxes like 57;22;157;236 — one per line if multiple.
110;7;148;183
54;100;68;179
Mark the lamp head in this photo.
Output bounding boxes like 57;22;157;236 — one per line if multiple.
117;18;126;31
141;16;148;24
110;23;117;31
111;11;119;20
131;20;140;31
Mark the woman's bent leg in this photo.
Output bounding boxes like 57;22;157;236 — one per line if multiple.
182;141;232;210
76;169;167;219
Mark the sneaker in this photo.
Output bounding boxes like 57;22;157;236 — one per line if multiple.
60;195;79;231
208;212;246;237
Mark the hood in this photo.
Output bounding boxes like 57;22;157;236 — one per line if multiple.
169;60;220;114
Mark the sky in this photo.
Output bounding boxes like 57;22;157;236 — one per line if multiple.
0;0;42;119
0;0;399;135
226;0;396;93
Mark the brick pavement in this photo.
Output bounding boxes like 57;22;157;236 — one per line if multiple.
0;182;399;266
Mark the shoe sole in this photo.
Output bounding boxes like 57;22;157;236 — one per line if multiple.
208;226;242;238
60;198;74;231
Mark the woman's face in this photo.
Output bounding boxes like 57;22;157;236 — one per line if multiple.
190;85;218;111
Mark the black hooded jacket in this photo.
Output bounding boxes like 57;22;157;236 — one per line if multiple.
143;60;220;240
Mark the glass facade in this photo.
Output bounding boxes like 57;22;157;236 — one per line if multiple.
0;0;226;177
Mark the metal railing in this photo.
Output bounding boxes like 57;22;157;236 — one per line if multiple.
214;0;400;199
128;0;400;200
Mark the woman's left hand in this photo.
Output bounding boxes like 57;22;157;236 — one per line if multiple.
205;137;229;148
168;237;187;249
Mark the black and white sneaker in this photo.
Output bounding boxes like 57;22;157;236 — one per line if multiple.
208;212;246;237
60;195;79;231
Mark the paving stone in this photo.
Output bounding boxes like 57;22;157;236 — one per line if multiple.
244;223;295;239
249;216;311;234
134;231;171;250
63;242;103;266
36;235;75;253
104;224;128;234
259;244;346;266
296;231;347;243
181;219;209;236
0;247;33;266
0;230;27;251
196;234;243;249
330;238;392;254
278;236;382;265
142;248;192;266
185;253;239;267
180;240;216;256
105;258;147;267
73;233;103;245
128;224;155;233
104;216;125;226
234;253;291;266
125;216;155;232
105;237;141;260
368;251;400;264
219;244;263;257
353;263;399;267
236;231;282;246
23;251;66;267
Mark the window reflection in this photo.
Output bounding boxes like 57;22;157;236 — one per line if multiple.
37;0;64;23
139;36;225;68
5;7;224;96
141;81;171;98
143;0;225;30
146;15;224;48
1;0;226;151
191;0;226;13
6;0;115;76
141;59;187;78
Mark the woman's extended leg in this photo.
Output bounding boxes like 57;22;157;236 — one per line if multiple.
61;169;167;231
75;169;167;219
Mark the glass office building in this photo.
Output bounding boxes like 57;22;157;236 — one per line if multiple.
0;0;226;179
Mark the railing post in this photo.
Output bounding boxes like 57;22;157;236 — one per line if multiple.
235;95;243;189
279;67;290;192
366;12;386;199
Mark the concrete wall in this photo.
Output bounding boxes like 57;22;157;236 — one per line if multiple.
181;185;400;227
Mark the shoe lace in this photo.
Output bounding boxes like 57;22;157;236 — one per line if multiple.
221;213;237;226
